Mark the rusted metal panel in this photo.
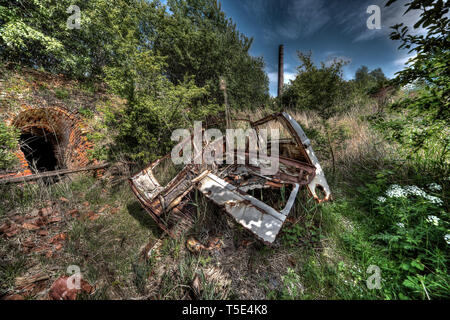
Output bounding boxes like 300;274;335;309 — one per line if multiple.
196;172;297;243
129;112;332;244
280;112;331;201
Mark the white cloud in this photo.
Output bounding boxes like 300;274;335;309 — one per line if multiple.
268;71;296;85
284;72;296;83
394;53;417;66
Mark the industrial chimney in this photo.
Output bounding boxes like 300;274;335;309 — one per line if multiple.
277;44;284;97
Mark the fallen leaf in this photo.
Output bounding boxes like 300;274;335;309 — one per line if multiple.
87;211;100;221
1;294;25;300
67;209;79;217
21;281;48;298
22;222;40;231
0;222;11;233
54;243;63;251
207;237;223;251
37;230;49;236
190;274;202;299
48;276;94;300
186;237;207;254
48;217;62;223
39;207;52;217
98;205;109;213
60;197;69;203
22;239;35;248
50;233;67;243
34;217;48;226
5;229;19;238
240;240;254;248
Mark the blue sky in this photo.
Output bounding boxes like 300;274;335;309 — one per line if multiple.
218;0;421;96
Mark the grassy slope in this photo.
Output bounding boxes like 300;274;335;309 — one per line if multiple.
1;66;448;300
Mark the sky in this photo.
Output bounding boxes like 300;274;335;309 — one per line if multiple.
218;0;422;96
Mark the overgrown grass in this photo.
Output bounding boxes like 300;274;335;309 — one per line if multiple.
1;74;448;300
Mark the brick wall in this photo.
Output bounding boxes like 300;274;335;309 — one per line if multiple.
3;106;95;178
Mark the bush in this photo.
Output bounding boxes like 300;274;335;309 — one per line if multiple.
281;51;349;118
358;173;449;299
0;122;19;170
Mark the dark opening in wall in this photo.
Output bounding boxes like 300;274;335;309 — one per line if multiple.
19;132;58;173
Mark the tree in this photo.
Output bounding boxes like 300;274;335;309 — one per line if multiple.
154;0;269;110
355;65;371;87
282;51;349;176
382;0;449;164
387;0;449;120
282;51;348;118
354;65;388;93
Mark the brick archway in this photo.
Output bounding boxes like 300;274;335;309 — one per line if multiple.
6;106;94;177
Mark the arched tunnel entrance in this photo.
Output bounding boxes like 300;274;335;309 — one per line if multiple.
9;107;94;177
19;129;60;173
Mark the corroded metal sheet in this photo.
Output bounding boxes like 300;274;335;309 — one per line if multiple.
196;173;298;243
129;112;332;244
280;112;331;201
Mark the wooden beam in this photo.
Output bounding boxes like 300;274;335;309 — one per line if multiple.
0;163;110;185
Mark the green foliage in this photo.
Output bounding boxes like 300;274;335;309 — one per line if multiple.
0;1;70;69
386;0;449;123
366;0;450;174
282;221;324;249
0;121;19;170
1;0;269;110
282;51;349;119
109;78;220;164
282;223;305;247
279;267;304;299
156;0;269;110
1;0;270;164
372;100;449;169
361;176;449;299
354;65;389;94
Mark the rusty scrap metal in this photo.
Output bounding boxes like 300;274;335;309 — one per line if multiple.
129;113;331;244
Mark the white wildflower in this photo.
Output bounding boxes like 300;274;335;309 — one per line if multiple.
396;222;405;228
404;185;427;197
424;195;443;206
377;196;387;203
426;215;440;226
428;183;442;192
386;184;407;198
384;184;443;206
444;234;450;245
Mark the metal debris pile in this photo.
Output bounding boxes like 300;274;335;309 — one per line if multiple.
130;113;331;244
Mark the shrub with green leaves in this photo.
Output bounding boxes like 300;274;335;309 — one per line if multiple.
360;175;449;299
0;122;19;170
